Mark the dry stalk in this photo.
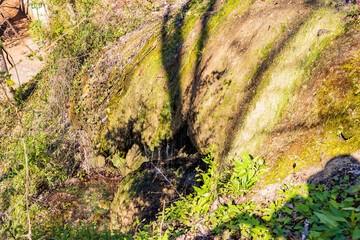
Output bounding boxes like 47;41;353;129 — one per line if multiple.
150;162;190;204
0;48;32;239
22;134;32;240
159;199;166;240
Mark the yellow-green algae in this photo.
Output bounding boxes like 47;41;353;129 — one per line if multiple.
186;0;312;157
228;8;345;160
262;28;360;184
99;0;257;158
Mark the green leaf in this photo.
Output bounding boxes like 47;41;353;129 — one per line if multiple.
295;203;310;215
314;212;340;228
37;56;44;61
309;230;322;238
222;214;231;222
344;197;354;202
329;200;343;209
348;185;360;194
257;158;264;165
353;227;360;239
325;213;347;222
343;207;358;211
283;207;293;215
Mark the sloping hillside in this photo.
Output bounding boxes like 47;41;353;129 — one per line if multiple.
1;0;360;239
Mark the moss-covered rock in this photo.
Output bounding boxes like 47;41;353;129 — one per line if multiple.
72;0;318;166
69;0;360;229
258;27;360;185
110;156;204;230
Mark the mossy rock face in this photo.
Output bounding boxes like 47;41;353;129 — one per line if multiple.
73;0;314;160
72;0;359;186
110;156;204;230
258;28;360;185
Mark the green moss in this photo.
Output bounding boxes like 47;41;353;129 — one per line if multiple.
151;94;173;149
264;27;360;185
229;7;346;160
111;153;126;169
100;0;248;154
265;133;360;185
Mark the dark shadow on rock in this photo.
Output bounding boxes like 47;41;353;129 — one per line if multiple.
307;155;360;188
161;0;218;147
161;1;193;128
188;0;217;112
112;155;207;232
14;78;38;103
208;155;360;239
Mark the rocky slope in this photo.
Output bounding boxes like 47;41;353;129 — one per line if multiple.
45;0;360;231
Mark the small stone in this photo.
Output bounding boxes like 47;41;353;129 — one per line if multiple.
93;155;106;168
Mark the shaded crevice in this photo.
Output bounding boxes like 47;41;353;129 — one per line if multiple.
161;0;194;128
142;125;198;162
161;0;218;148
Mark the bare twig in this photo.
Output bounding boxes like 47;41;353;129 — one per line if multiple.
22;135;32;240
150;162;190;204
159;200;166;240
2;46;21;87
37;235;58;240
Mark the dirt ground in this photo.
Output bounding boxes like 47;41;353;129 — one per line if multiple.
2;12;44;88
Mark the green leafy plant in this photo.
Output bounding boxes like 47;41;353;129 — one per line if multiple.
223;153;268;197
136;150;268;239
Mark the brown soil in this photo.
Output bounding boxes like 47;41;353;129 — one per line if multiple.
1;12;44;88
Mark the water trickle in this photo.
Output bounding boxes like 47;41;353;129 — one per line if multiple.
140;125;197;164
166;141;169;160
158;147;161;161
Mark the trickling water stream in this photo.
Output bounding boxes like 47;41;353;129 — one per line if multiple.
142;125;198;163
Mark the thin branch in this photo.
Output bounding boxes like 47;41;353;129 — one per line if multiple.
3;46;22;87
2;46;21;87
22;135;32;240
159;200;166;240
150;162;190;204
